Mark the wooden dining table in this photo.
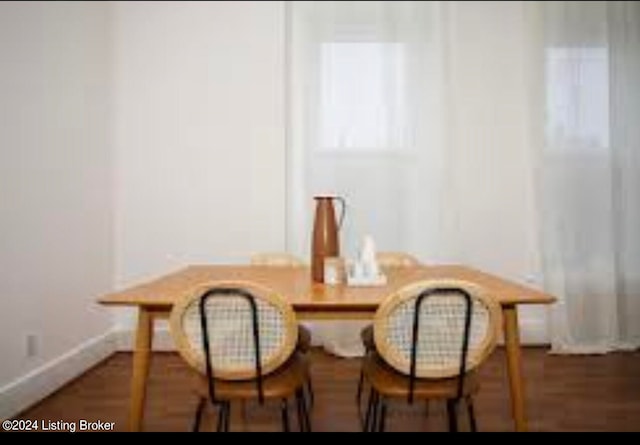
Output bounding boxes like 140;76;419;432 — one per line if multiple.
98;264;555;432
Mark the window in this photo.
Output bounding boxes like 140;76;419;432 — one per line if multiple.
545;47;610;150
317;42;408;152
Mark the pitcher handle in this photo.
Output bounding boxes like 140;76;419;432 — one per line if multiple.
335;196;346;231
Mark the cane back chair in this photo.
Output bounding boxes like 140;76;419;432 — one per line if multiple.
250;252;306;267
361;279;500;432
249;252;310;351
249;252;314;406
170;281;311;431
357;252;422;406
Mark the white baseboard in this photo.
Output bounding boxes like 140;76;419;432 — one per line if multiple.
113;326;176;351
518;316;549;345
0;315;548;422
0;330;118;421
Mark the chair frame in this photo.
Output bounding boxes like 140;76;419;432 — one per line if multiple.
406;287;473;404
375;251;421;268
356;252;421;407
198;287;266;405
363;281;499;432
248;253;315;408
374;280;499;379
171;283;309;432
250;252;306;267
171;281;298;380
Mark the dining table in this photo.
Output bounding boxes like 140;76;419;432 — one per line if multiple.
98;264;555;432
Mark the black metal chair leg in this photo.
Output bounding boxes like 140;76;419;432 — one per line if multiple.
306;375;315;408
363;388;375;432
216;402;230;432
466;396;477;432
281;398;290;432
378;397;388;432
295;390;303;432
192;397;206;432
296;388;311;432
357;346;373;406
370;390;380;433
446;399;458;433
356;367;365;403
357;376;366;429
300;383;312;425
295;390;305;432
303;392;312;432
225;402;231;432
216;402;226;432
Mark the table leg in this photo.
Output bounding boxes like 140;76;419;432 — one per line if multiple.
503;304;527;432
128;308;153;432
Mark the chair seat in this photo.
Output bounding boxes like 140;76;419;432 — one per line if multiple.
363;352;479;400
360;325;374;352
193;353;309;401
297;325;312;354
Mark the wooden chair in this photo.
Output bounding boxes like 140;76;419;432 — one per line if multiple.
250;252;306;267
361;279;500;432
356;252;422;406
169;281;312;431
375;251;421;268
249;252;314;406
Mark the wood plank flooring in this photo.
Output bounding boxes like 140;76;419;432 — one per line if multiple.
12;348;640;432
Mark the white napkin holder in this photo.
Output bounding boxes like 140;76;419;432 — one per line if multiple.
346;268;387;286
346;235;387;286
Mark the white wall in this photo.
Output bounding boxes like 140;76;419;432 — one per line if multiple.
110;1;549;337
0;2;114;416
112;1;286;328
0;2;549;416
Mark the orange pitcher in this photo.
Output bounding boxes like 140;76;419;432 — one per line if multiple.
311;195;346;283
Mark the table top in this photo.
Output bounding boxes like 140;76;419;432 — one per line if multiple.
98;264;555;312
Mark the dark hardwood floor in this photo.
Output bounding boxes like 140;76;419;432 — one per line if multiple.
13;348;640;432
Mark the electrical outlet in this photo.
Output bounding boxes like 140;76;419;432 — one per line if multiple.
26;333;38;358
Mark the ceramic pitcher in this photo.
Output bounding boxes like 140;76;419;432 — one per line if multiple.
311;195;345;283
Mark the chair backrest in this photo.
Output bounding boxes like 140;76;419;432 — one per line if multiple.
376;251;421;268
250;252;306;267
170;280;298;383
373;279;500;381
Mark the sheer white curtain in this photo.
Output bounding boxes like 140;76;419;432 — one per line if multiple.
540;1;640;353
286;1;445;356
